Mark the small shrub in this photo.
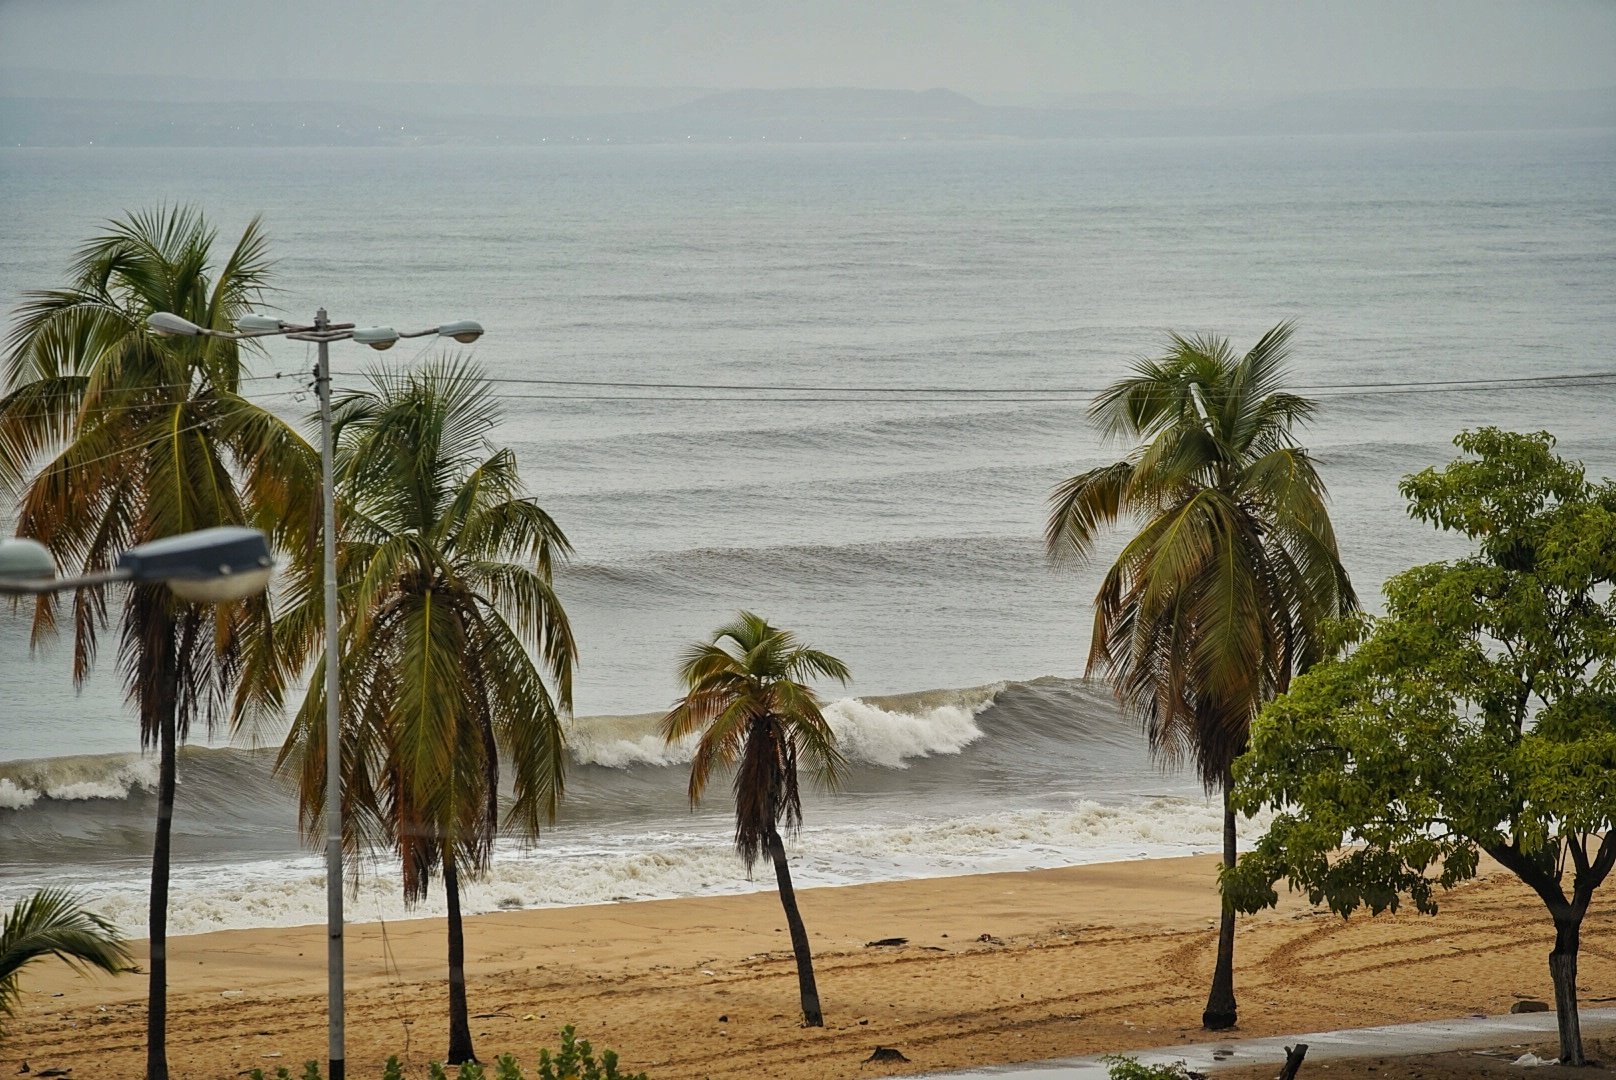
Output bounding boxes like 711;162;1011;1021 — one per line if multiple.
534;1025;648;1080
247;1025;649;1079
1101;1055;1193;1080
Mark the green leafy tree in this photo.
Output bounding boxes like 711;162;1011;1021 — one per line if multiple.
0;208;317;1079
278;358;576;1065
0;889;131;1040
661;613;848;1027
1045;324;1356;1028
1227;428;1616;1066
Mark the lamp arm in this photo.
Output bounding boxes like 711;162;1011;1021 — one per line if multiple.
0;567;133;596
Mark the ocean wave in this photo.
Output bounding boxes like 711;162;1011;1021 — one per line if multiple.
0;753;160;806
562;682;1001;769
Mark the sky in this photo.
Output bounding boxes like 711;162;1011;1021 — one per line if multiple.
1;0;1614;101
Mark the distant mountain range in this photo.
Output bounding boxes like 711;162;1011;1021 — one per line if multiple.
3;69;1612;147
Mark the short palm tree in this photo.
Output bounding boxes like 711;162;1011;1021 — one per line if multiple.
0;207;317;1079
661;612;848;1027
1;889;131;1041
277;357;576;1065
1045;323;1355;1029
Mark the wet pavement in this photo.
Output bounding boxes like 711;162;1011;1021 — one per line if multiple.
920;1007;1616;1077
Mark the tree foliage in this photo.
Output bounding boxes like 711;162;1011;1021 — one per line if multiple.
662;612;848;1026
0;206;316;1080
277;357;576;1063
0;889;131;1041
1228;428;1616;1064
1046;322;1355;1028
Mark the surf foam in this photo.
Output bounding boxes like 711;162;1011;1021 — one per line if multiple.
563;683;1000;770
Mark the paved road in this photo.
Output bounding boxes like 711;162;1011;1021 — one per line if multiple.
918;1007;1616;1078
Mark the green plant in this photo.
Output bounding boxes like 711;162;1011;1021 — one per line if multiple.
535;1025;647;1080
0;889;130;1041
1101;1055;1193;1080
244;1028;649;1079
662;613;849;1027
1046;323;1355;1030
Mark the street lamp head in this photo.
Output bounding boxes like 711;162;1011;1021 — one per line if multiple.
116;527;274;604
236;314;290;333
353;326;401;351
437;320;484;344
147;312;207;337
0;538;56;583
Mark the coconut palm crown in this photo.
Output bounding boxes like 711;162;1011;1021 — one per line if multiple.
662;612;848;1025
1045;322;1356;1028
277;356;576;1064
0;207;317;1080
0;889;131;1042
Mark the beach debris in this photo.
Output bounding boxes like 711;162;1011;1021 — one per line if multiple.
1512;1052;1557;1066
864;1047;909;1064
1510;999;1551;1013
718;1015;728;1023
865;937;908;947
1277;1042;1308;1080
976;933;1004;945
15;1062;26;1074
858;1018;869;1025
33;1071;68;1079
701;969;716;976
472;1012;510;1019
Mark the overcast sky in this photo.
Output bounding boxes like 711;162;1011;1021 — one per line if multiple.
2;0;1613;100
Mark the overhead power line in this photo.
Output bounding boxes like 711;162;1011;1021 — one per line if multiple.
324;368;1616;396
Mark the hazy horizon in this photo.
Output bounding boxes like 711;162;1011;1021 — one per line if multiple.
3;0;1613;102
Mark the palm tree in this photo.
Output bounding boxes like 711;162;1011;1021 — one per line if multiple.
1045;323;1355;1029
0;207;318;1079
1;889;132;1041
661;612;848;1027
277;357;576;1065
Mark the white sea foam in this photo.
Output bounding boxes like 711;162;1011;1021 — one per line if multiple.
0;779;38;810
564;684;997;770
0;753;160;805
17;796;1269;937
821;695;985;767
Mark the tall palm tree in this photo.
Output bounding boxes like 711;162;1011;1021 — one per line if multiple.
277;357;576;1065
661;612;848;1027
0;207;318;1079
1;889;132;1041
1045;323;1355;1029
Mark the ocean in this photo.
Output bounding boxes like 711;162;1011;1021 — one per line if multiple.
1;130;1613;936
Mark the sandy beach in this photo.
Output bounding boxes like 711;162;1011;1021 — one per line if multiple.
6;854;1612;1079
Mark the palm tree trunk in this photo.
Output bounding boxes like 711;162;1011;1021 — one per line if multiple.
1202;782;1239;1031
146;696;177;1080
766;827;823;1026
443;852;477;1065
1550;912;1584;1066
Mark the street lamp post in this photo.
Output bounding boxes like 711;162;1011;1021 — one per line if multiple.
147;308;482;1080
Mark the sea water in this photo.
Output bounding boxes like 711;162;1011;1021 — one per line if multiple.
0;131;1612;935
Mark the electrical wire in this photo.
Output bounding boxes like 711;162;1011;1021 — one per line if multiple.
323;367;1616;396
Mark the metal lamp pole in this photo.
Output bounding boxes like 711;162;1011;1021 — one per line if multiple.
314;311;345;1079
149;308;483;1080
